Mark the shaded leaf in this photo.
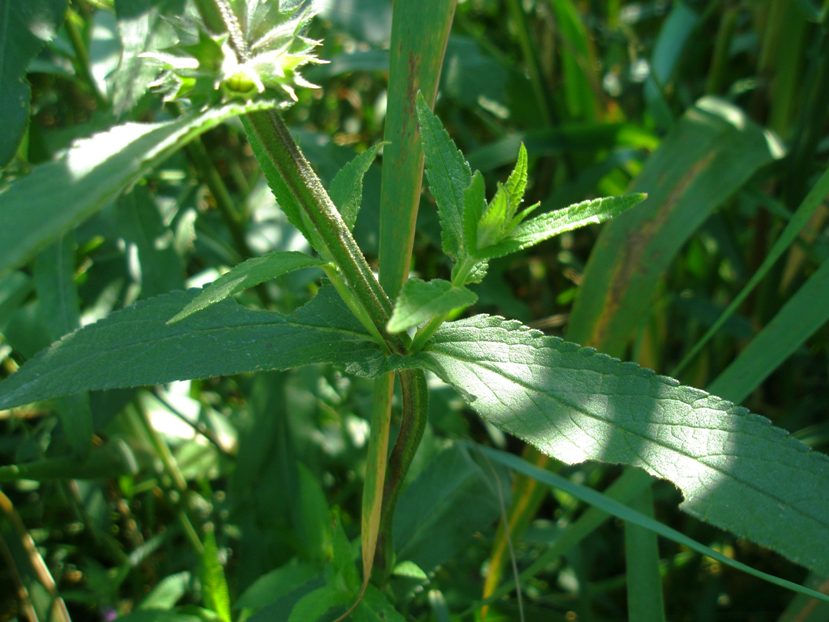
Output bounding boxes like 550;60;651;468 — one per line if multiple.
479;445;829;604
393;444;505;573
329;143;383;230
387;278;476;333
0;439;138;482
0;0;67;166
0;288;383;410
169;251;324;323
416;92;472;260
710;256;829;404
404;314;829;577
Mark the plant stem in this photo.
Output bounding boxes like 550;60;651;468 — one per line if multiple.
375;368;428;579
207;0;400;350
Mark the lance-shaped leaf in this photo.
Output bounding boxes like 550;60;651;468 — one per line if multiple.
387;278;477;333
0;100;276;275
0;288;383;410
403;314;829;577
168;251;325;323
478;193;647;260
328;142;384;231
416;92;472;260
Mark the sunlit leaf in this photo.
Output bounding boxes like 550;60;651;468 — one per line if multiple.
403;314;829;577
0;101;276;275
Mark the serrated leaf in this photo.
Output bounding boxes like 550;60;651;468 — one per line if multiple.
0;100;276;275
328;143;383;230
462;170;486;253
416;92;472;259
387;278;477;333
0;288;383;410
0;0;67;166
504;142;528;207
479;194;647;260
404;314;829;577
169;251;324;323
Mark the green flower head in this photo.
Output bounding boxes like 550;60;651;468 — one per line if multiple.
145;0;324;107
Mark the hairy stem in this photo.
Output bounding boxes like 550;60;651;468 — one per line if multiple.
208;0;401;351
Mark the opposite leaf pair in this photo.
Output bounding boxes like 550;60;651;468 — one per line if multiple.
386;93;645;349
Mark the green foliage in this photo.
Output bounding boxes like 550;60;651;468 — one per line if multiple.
1;1;828;620
168;250;324;322
0;100;276;274
404;314;829;577
0;0;67;165
387;278;476;333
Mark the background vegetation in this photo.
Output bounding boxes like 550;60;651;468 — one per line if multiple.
1;0;828;620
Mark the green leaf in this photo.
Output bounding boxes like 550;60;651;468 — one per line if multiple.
504;142;528;208
478;445;829;604
567;97;783;354
710;255;829;404
462;171;486;254
112;0;186;116
393;444;505;573
0;288;383;410
33;234;93;455
169;251;324;323
201;530;232;622
416;92;472;260
296;464;334;563
0;100;276;275
675;165;829;375
0;439;138;482
387;278;477;333
329;143;383;230
236;562;318;610
0;0;67;166
479;193;647;260
405;314;829;577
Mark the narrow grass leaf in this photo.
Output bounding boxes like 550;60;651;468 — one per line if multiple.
675;165;829;375
416;92;472;260
0;288;383;410
169;251;324;323
377;0;456;297
478;445;829;604
567;97;783;354
710;256;829;404
478;194;646;260
624;487;667;622
0;101;276;275
387;278;477;333
329;143;383;230
406;315;829;577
